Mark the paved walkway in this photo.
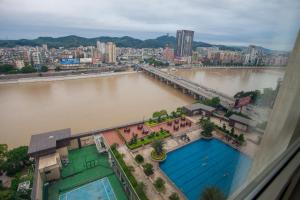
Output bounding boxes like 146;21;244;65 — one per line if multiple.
120;128;203;200
118;146;164;200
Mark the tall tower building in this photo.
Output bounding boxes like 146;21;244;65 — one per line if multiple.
176;30;194;57
105;42;116;63
96;41;106;55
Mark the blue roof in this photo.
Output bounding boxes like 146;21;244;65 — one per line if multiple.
60;58;80;65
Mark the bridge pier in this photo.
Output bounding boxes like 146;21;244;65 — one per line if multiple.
173;84;178;89
182;88;188;94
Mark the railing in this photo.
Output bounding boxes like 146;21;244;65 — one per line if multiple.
141;65;235;106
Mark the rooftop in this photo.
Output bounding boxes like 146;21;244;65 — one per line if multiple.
38;152;59;170
28;128;71;156
229;114;254;126
46;145;127;200
183;103;216;112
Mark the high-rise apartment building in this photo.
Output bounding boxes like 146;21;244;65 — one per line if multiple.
175;30;194;57
97;41;106;55
105;42;116;63
163;47;174;62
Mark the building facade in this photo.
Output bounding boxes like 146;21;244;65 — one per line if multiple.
105;42;116;63
175;30;194;57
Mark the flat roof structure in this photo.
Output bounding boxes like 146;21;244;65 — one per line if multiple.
28;128;71;157
38;152;60;170
229;114;253;126
183;103;216;112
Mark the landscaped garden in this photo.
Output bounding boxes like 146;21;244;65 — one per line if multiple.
215;124;246;146
145;108;186;127
127;129;171;150
199;117;246;146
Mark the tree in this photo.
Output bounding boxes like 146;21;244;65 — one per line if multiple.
160;109;168;116
136;182;146;197
0;190;14;200
0;64;17;74
142;163;153;176
152;139;164;156
129;133;138;145
200;187;225;200
154;177;166;192
135;154;144;164
201;120;214;137
171;111;177;118
169;192;180;200
237;134;245;144
210;97;220;107
153;111;161;118
0;144;8;166
1;146;29;176
21;66;36;73
40;66;48;72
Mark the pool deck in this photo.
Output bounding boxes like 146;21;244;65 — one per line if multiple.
45;145;127;200
119;128;202;200
119;115;258;200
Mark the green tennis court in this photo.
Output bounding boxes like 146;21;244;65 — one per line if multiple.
45;145;128;200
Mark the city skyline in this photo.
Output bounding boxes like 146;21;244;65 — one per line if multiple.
0;0;300;51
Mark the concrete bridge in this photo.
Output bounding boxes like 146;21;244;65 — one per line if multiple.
140;65;235;109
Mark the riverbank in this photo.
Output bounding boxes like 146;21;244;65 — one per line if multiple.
0;71;138;84
176;65;286;69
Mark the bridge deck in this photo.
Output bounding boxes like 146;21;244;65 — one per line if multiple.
141;66;235;108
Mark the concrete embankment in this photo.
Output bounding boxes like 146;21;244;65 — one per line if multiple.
0;69;138;84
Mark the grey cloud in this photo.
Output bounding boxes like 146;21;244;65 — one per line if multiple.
0;0;299;50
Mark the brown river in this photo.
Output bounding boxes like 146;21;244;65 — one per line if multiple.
0;68;284;148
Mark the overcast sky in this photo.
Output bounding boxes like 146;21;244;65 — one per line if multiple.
0;0;299;50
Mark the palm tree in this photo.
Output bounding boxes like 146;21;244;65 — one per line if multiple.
152;139;164;155
200;187;225;200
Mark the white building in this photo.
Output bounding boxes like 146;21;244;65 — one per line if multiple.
15;60;25;69
97;41;106;55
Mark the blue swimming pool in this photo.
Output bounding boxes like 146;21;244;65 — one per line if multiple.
160;139;252;200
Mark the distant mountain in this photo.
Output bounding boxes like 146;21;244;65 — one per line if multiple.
0;35;278;53
0;35;213;49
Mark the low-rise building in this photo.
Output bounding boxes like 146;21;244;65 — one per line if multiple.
228;114;255;132
183;103;216;116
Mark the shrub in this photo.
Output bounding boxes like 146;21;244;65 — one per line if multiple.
169;192;180;200
154;177;165;192
40;66;48;72
21;66;36;73
129;133;138;145
143;163;153;176
135;154;144;164
136;182;146;198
